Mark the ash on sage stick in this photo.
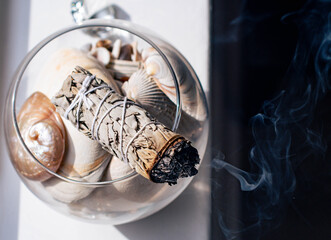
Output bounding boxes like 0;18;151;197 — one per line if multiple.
52;66;199;185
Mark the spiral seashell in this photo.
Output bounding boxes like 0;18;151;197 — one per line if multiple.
11;92;66;181
142;48;173;88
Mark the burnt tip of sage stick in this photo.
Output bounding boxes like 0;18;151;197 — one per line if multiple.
150;138;200;185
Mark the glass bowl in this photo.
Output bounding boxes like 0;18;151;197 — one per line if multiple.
4;19;209;224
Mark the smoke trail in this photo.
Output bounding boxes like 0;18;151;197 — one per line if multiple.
213;0;330;239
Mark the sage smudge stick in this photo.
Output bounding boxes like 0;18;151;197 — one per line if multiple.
52;66;200;185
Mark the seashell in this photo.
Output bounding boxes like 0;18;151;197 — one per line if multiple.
119;44;133;61
106;59;142;81
111;39;122;59
95;39;112;50
33;48;120;98
90;47;111;66
42;118;111;203
122;69;202;138
131;41;142;62
105;156;162;202
11;92;66;181
142;47;207;121
69;156;163;214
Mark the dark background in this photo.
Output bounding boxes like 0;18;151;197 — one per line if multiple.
210;0;331;239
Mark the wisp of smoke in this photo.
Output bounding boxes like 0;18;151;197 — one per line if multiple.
212;0;330;239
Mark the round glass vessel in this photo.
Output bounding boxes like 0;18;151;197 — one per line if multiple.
4;19;209;224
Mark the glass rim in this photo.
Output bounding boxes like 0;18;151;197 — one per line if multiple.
10;19;182;186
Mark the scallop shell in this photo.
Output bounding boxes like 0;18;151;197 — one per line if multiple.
142;47;206;121
11;92;65;181
122;69;202;138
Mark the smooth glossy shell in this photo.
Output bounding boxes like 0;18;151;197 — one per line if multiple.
90;47;111;66
12;92;66;181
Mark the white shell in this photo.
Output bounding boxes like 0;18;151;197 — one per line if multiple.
69;156;163;214
142;47;206;121
131;41;141;61
106;59;142;81
106;156;162;202
111;39;122;59
43;119;111;203
90;47;111;66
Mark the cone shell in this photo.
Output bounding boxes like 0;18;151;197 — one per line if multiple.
11;92;66;181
